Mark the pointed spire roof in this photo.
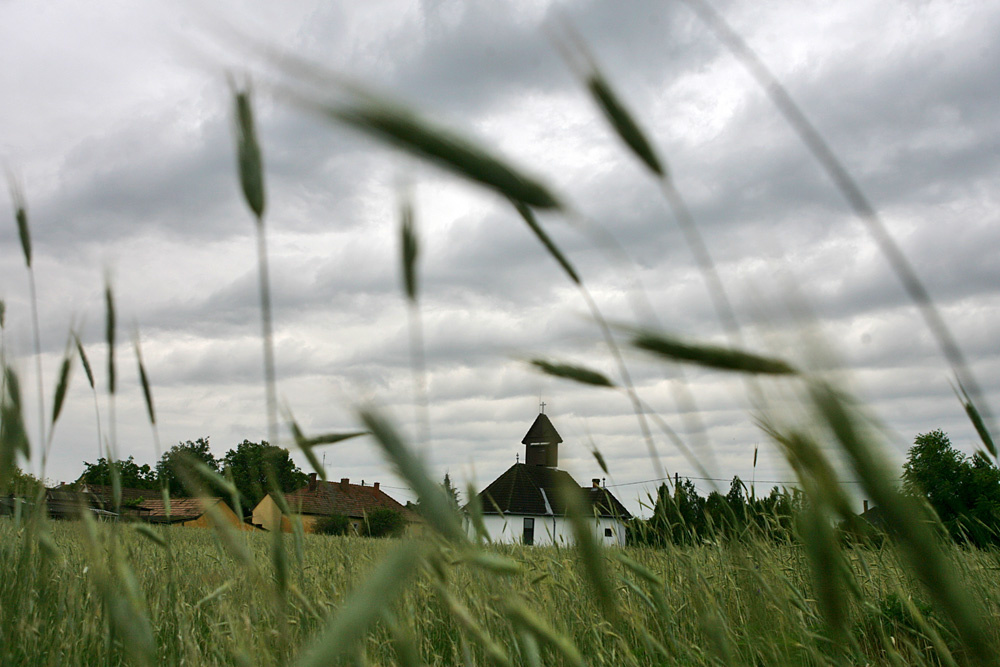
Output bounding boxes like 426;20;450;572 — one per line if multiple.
521;413;562;445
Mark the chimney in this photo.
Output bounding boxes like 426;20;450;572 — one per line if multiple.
308;472;317;491
592;478;600;488
340;478;349;491
373;482;380;491
863;500;869;513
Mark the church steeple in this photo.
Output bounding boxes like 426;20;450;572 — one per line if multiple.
522;411;562;467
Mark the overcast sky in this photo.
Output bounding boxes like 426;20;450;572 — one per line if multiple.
2;0;998;515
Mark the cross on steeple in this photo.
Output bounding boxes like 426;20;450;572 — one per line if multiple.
539;401;546;414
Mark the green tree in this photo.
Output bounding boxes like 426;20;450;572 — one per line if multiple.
361;508;405;538
650;478;705;545
77;456;157;489
442;472;460;508
313;513;352;536
8;464;44;498
156;438;218;496
221;440;307;514
902;429;1000;545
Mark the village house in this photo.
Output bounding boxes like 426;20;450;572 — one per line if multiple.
468;410;631;546
251;474;422;534
46;484;253;529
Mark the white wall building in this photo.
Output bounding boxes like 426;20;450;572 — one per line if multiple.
466;411;631;547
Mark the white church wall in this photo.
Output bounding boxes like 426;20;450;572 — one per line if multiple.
468;514;626;547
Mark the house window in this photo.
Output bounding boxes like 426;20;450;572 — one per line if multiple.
604;528;613;538
523;517;535;545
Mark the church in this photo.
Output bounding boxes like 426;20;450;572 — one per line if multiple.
466;409;631;546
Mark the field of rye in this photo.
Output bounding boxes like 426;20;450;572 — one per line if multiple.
2;518;1000;667
3;6;1000;667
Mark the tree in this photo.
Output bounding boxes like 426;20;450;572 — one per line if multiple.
650;478;705;545
442;472;460;508
156;438;219;496
77;456;157;489
221;440;307;514
313;513;351;536
409;473;462;517
361;508;405;538
902;429;1000;545
7;464;43;498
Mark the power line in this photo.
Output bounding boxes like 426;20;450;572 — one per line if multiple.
604;475;871;489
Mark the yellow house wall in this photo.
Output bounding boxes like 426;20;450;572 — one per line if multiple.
251;493;423;535
252;495;283;532
179;501;255;531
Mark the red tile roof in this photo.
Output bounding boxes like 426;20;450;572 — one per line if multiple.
281;479;421;522
139;497;223;522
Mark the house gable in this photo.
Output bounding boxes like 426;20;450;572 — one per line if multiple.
252;475;422;533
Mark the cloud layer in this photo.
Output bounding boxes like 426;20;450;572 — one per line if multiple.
2;0;998;513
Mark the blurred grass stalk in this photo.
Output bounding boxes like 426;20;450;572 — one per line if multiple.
232;81;279;452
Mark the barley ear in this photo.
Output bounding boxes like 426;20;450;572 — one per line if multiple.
50;345;73;429
631;329;797;375
400;198;419;302
74;334;95;390
528;358;614;388
232;82;266;220
7;178;32;268
134;334;156;426
105;282;116;395
586;70;665;178
958;382;996;458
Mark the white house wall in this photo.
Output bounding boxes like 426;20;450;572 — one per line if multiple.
471;514;626;547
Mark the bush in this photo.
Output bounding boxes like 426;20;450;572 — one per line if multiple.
361;508;405;538
313;513;351;536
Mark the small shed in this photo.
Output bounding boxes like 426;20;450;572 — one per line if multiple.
252;474;422;534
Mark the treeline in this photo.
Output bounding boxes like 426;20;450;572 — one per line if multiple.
630;429;1000;548
72;438;307;516
628;476;802;546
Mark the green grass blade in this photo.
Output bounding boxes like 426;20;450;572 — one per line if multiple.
285;86;560;210
1;367;30;493
296;541;427;667
632;329;798;375
49;350;73;429
105;283;116;395
232;83;266;220
504;599;585;667
809;380;997;664
586;71;665;177
134;336;156;426
528;358;615;388
400;198;419;302
74;334;95;390
288;414;368;480
512;201;580;284
8;179;32;268
359;406;466;542
959;383;996;458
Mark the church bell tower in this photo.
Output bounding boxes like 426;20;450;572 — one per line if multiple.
522;407;562;468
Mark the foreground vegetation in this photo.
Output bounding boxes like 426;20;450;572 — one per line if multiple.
2;517;999;667
3;4;999;666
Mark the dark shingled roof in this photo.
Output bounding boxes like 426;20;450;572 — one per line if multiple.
281;480;422;522
521;413;563;445
477;463;631;519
